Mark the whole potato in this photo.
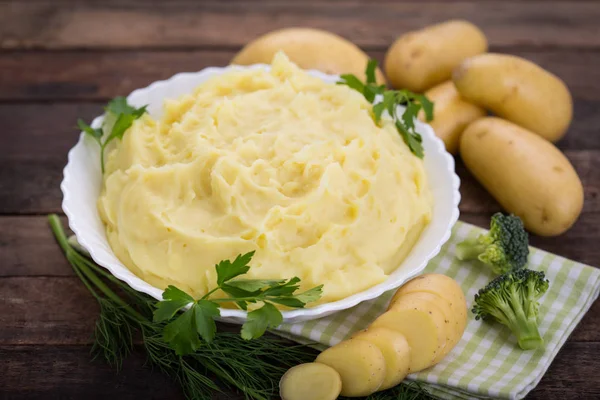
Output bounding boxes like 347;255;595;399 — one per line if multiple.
418;81;486;154
453;54;573;142
231;28;385;84
461;117;583;236
384;20;487;92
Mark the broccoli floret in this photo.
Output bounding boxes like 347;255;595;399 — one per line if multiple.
472;269;549;350
456;213;529;274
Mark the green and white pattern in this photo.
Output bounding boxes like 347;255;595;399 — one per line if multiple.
276;221;600;399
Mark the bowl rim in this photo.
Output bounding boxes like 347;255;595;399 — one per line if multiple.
61;64;460;322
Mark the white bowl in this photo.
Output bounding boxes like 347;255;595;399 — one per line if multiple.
61;65;460;324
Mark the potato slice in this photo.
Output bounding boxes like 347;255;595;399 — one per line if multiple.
388;298;449;365
370;308;443;372
352;328;411;390
389;292;456;364
393;274;467;335
316;339;386;397
279;362;342;400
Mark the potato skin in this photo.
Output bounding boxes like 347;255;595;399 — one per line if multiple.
231;28;385;84
418;81;486;154
453;54;573;142
384;20;487;92
460;117;583;236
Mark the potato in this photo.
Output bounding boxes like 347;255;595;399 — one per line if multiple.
460;117;584;236
370;307;444;372
231;28;385;84
316;339;386;397
393;274;467;338
453;54;573;142
389;292;460;363
384;20;487;92
279;362;342;400
418;81;486;154
352;328;410;390
387;297;449;364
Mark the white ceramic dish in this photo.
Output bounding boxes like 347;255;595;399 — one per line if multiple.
61;64;460;324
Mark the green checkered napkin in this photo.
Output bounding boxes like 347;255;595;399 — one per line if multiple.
275;221;600;400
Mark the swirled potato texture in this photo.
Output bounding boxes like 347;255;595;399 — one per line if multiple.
98;54;433;305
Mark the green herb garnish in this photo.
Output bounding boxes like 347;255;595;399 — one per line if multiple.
153;251;323;354
338;60;434;158
49;215;433;399
78;97;147;173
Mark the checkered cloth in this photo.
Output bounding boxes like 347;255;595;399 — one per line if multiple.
276;221;600;399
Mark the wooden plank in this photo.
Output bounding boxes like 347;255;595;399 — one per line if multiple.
0;345;182;399
0;342;598;399
527;342;600;399
2;2;600;50
2;49;600;101
0;216;72;277
0;277;97;345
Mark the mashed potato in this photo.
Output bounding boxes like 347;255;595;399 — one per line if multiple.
98;54;433;305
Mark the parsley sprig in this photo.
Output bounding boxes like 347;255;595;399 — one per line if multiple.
78;97;147;173
49;215;433;400
338;60;434;158
153;251;323;355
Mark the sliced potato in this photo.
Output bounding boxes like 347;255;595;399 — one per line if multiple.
370;308;443;372
231;28;386;84
387;297;449;365
352;328;411;390
394;274;467;335
316;339;386;397
279;362;342;400
389;292;459;363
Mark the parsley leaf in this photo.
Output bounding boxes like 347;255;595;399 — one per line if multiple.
416;94;434;122
154;252;323;354
241;303;283;340
220;283;260;299
262;277;301;297
77;97;147;173
216;251;254;286
106;96;137;115
106;114;136;142
194;300;220;343
396;119;424;158
337;74;365;92
163;307;202;355
365;59;378;85
337;59;434;159
225;278;286;293
153;285;195;322
78;119;103;145
293;285;325;304
268;297;306;308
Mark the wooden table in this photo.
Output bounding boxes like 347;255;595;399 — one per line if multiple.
1;1;599;399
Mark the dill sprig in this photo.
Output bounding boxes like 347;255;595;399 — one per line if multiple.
48;214;434;400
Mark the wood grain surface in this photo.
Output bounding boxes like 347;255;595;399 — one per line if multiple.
1;0;599;398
